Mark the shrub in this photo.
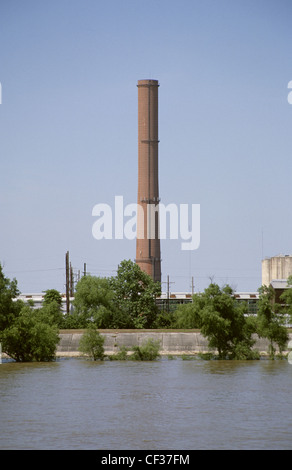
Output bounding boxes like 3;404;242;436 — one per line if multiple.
131;338;161;361
79;327;105;360
2;305;59;362
108;345;129;361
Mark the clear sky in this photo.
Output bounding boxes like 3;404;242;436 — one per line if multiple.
1;0;292;294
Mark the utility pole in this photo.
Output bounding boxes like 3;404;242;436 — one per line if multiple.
167;275;170;313
165;275;174;314
168;275;171;314
83;263;86;277
191;276;194;295
162;276;174;313
65;251;70;315
70;262;74;297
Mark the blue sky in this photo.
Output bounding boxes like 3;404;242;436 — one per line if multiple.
1;0;292;294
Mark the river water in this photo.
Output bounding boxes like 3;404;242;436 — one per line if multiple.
0;357;291;450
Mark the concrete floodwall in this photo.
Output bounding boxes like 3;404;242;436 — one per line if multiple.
57;331;292;357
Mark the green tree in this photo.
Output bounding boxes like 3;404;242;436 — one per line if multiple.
257;285;289;358
62;310;86;329
154;308;175;328
173;298;203;329
1;305;60;362
195;283;257;359
0;267;60;362
280;275;292;324
0;264;22;331
41;289;64;327
78;326;105;360
43;289;63;308
72;275;127;328
39;302;64;328
110;259;161;328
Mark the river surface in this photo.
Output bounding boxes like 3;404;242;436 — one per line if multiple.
0;357;292;450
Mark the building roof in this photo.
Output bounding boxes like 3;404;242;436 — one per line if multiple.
270;279;289;289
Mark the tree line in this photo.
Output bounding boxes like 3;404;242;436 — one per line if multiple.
0;259;161;361
0;260;291;361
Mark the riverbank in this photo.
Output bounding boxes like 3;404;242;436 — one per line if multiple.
57;329;292;357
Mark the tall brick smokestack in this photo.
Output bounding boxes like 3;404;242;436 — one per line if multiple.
135;79;161;284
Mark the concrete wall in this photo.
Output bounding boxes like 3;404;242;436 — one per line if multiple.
57;331;292;357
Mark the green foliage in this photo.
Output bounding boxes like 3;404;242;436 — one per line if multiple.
198;352;214;360
0;264;22;331
231;342;260;360
200;284;257;359
1;305;60;362
72;274;137;329
176;283;257;359
153;309;175;328
181;354;197;360
0;267;60;362
280;275;292;324
41;289;64;327
62;310;88;329
39;302;64;327
78;327;105;360
60;260;161;329
108;345;129;361
257;285;289;358
131;338;161;361
73;276;112;324
43;289;63;308
173;301;202;329
110;259;161;328
108;339;161;361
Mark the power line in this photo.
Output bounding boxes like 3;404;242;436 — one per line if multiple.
6;268;64;274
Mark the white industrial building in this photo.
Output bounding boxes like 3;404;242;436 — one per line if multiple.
262;255;292;287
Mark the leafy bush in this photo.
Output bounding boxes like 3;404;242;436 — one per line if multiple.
79;327;105;360
108;345;129;361
231;342;260;360
131;338;161;361
2;305;60;362
256;285;289;358
107;338;161;361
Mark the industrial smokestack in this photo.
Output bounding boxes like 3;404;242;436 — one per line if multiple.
135;79;161;283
